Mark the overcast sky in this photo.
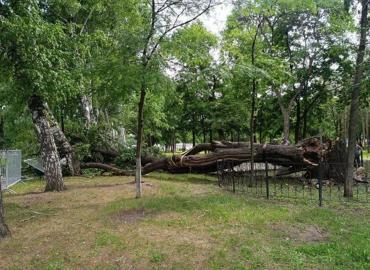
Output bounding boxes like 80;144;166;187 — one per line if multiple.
200;1;233;35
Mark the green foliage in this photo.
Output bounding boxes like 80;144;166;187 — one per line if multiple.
114;147;136;170
73;142;91;162
167;22;217;69
143;146;162;158
0;0;368;165
0;4;76;103
114;145;162;170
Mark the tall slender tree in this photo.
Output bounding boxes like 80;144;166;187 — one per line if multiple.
344;0;369;197
0;177;10;238
133;0;214;198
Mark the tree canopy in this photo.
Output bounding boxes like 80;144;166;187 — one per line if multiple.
0;0;368;196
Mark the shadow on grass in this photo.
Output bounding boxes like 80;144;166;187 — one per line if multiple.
69;183;129;190
103;192;289;225
146;172;218;185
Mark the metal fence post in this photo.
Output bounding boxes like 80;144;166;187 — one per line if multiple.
265;159;269;199
220;159;225;187
318;161;323;207
217;160;221;187
5;151;9;188
232;161;236;193
263;148;269;199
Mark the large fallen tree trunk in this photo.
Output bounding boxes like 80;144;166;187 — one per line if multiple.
80;162;134;176
142;138;347;182
77;138;347;182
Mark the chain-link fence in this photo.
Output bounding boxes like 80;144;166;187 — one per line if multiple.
0;150;22;189
217;160;369;206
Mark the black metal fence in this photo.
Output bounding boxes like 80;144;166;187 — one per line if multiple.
217;160;370;206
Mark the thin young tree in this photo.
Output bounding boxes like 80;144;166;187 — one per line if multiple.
344;0;369;197
249;17;264;183
0;180;10;238
134;0;215;198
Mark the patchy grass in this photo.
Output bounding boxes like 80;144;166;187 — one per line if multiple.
0;174;369;270
363;151;370;159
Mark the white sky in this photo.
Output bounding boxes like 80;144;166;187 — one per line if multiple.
200;1;233;35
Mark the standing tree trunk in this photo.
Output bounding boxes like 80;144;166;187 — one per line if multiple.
46;105;79;176
0;180;10;239
132;0;213;198
29;95;65;192
295;97;301;143
172;132;176;154
0;114;4;149
249;19;263;183
362;109;366;146
303;110;308;139
366;106;369;150
192;114;196;147
250;78;257;181
344;0;368;197
80;94;96;128
282;108;291;144
135;82;146;198
342;109;346;140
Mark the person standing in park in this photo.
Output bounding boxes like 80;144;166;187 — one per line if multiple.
354;142;362;168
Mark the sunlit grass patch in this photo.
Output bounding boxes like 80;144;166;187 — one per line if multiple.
4;178;45;194
1;173;369;270
95;230;125;251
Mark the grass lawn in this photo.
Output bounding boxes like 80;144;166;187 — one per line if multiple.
0;173;369;270
363;151;370;159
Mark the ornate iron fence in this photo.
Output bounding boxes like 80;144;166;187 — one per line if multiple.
217;160;369;206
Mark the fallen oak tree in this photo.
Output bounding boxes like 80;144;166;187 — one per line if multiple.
78;138;349;183
142;138;347;183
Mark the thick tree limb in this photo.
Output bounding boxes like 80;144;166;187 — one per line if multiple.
142;138;346;182
80;162;134;176
78;138;346;183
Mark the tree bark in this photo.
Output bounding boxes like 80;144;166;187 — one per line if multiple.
80;162;134;175
303;110;308;139
295;97;301;143
135;82;146;198
29;95;65;192
142;139;326;176
250;19;263;184
344;0;368;198
192;114;196;147
366;106;369;149
0;180;10;239
80;94;96;128
82;139;346;183
0;114;4;149
45;104;79;176
282;108;291;144
142;139;346;183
